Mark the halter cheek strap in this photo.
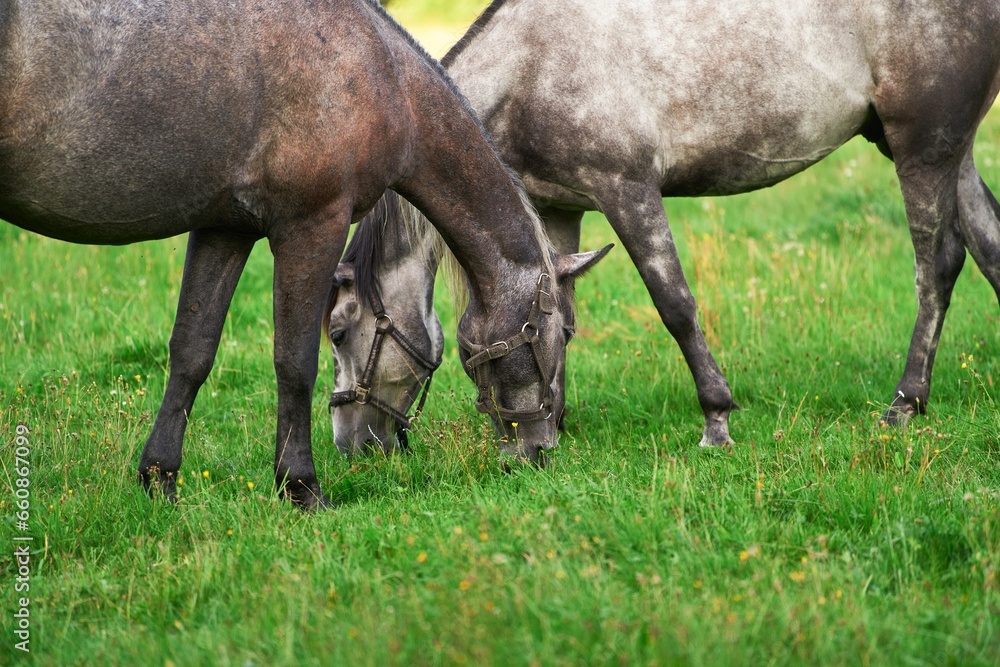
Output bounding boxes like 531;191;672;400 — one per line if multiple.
328;293;441;438
457;273;555;423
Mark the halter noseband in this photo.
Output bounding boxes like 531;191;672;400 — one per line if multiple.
456;273;556;423
328;292;441;443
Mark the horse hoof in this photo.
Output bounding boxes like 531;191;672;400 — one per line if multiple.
880;406;913;428
284;485;336;511
139;467;178;503
699;423;734;448
698;434;734;448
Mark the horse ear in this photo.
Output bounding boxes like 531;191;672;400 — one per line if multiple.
555;244;614;281
334;262;355;285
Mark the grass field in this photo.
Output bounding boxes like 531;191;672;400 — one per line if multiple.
3;5;1000;666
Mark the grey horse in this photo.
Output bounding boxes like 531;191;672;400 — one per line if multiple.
327;0;1000;450
325;190;609;457
0;0;593;508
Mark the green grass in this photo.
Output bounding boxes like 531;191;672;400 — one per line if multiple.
2;70;1000;667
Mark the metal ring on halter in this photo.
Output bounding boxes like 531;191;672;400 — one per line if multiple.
456;273;554;424
329;300;441;438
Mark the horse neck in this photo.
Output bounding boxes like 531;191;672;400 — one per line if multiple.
390;54;550;313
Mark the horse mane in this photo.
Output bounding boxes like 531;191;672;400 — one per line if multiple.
322;192;398;336
365;0;504;155
324;1;465;338
441;0;509;68
365;0;475;117
438;163;553;323
434;0;554;286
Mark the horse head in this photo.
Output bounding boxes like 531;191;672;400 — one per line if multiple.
326;192;610;463
454;247;611;464
325;193;444;455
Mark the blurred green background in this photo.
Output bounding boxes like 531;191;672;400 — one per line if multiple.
383;0;491;56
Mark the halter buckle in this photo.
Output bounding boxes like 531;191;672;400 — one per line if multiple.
457;272;555;424
330;294;441;436
486;340;511;360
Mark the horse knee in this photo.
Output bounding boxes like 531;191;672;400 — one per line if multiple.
167;337;216;386
272;349;317;396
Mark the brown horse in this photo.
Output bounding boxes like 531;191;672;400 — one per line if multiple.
0;0;597;508
328;0;1000;449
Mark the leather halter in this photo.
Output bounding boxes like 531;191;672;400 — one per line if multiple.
328;292;441;441
456;273;556;423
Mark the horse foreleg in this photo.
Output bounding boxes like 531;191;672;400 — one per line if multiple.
537;205;583;256
139;229;256;500
597;182;736;446
886;164;967;425
537;205;584;431
269;209;349;510
957;149;1000;302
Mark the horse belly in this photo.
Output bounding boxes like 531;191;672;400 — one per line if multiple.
660;95;871;197
0;101;260;245
649;6;875;196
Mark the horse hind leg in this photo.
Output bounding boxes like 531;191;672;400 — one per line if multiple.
138;229;255;500
878;21;1000;424
596;182;736;446
883;148;968;425
957;149;1000;301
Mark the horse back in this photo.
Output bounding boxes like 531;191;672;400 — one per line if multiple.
446;0;1000;202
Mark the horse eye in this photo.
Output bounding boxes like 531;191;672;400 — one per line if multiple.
330;329;347;346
